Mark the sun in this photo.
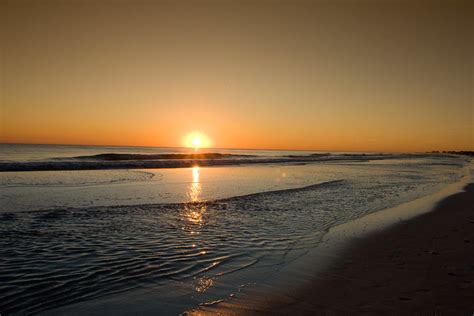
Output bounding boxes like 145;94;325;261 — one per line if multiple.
191;137;201;148
183;132;211;150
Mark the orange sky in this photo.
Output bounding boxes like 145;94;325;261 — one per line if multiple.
1;0;472;152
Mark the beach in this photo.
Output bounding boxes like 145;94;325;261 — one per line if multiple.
210;183;474;315
0;145;471;314
2;0;473;314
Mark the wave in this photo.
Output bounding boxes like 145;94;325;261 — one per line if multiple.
71;152;256;161
0;153;416;172
0;157;465;314
217;179;345;202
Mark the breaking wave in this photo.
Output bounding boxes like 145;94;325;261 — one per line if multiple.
0;152;414;172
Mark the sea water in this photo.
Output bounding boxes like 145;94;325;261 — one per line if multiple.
0;144;469;314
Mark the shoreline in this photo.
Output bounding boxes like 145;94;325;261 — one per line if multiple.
272;183;474;314
193;173;473;314
43;175;472;316
6;160;470;315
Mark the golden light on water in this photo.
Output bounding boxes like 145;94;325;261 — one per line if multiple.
183;132;211;150
195;276;214;293
189;166;201;203
192;166;200;183
183;166;206;225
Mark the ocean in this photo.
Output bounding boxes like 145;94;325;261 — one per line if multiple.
0;144;470;314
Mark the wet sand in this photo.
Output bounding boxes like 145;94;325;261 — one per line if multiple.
192;182;474;315
266;183;474;314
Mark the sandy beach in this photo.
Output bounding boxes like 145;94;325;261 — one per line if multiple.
41;181;474;316
2;153;470;315
260;183;474;314
2;0;473;314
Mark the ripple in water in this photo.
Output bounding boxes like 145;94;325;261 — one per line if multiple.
0;161;465;314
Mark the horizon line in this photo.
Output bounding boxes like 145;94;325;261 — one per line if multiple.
0;141;467;154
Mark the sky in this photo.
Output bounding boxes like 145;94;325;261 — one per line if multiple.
1;0;472;152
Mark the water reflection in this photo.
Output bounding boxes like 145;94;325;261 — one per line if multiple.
194;276;214;293
190;166;201;202
182;167;211;293
183;166;206;225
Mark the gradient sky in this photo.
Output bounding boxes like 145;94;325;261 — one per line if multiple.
1;0;472;152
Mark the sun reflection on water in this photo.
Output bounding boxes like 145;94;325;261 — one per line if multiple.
182;166;208;269
183;166;206;225
194;276;214;293
189;166;201;202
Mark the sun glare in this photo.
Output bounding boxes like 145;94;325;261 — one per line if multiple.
191;137;201;148
184;132;211;150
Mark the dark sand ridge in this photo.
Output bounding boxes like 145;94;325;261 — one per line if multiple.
192;182;474;315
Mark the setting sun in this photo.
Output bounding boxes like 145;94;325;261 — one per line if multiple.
191;137;201;148
1;1;473;314
183;132;211;150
